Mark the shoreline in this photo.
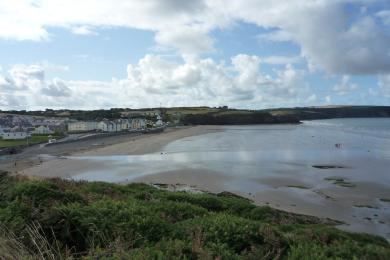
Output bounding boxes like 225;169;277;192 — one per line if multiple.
11;125;221;177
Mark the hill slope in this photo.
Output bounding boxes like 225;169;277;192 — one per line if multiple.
0;172;389;259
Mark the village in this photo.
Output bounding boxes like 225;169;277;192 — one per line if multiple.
0;111;164;148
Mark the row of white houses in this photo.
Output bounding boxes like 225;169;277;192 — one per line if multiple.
67;117;162;133
0;132;30;140
1;116;164;139
0;125;54;139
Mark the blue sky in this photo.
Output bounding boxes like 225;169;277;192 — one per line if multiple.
0;0;389;110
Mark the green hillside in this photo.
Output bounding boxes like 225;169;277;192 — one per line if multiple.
0;172;389;259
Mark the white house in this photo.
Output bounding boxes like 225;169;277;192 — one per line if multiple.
68;121;98;132
0;132;30;140
155;115;163;127
119;119;131;131
97;120;116;132
33;125;54;135
113;120;123;132
131;118;146;129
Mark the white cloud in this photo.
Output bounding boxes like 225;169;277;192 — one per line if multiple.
378;74;390;97
0;0;213;54
155;26;214;54
41;78;71;97
71;25;97;35
307;94;317;103
39;61;69;72
1;64;70;98
257;30;294;42
232;54;262;87
229;1;390;75
333;75;358;95
377;10;390;25
9;64;45;90
0;75;12;90
0;0;388;74
0;55;315;110
262;56;301;65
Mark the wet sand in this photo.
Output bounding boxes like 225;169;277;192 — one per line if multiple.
16;125;220;178
132;168;390;240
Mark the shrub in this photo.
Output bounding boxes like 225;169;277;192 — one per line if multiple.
176;213;287;257
9;180;84;206
149;201;208;223
0;172;389;259
43;199;173;252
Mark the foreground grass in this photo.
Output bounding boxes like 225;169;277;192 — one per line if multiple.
0;172;389;259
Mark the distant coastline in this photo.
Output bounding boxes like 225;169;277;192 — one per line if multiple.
3;105;390;126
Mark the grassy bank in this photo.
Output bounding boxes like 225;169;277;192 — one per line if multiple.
0;134;61;149
0;172;389;259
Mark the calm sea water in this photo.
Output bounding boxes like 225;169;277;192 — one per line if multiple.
71;118;390;183
304;118;390;139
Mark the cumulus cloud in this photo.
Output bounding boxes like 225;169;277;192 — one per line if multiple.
8;64;45;90
234;1;390;75
155;26;214;54
378;74;390;97
0;0;213;54
0;76;13;91
71;26;98;35
257;30;294;43
377;10;390;25
262;56;301;65
0;94;26;109
0;0;389;74
0;55;316;110
0;64;71;98
41;78;72;97
333;75;358;96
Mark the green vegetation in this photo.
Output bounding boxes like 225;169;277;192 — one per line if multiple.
313;165;345;169
181;111;300;125
4;105;390;125
324;177;344;182
285;185;310;189
353;205;379;209
2;108;122;121
265;106;390;120
0;134;61;148
324;177;356;188
0;172;389;259
333;180;356;188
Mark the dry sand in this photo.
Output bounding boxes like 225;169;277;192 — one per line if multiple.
82;125;220;156
16;125;220;178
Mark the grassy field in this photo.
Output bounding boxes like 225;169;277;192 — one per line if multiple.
0;171;389;259
0;135;60;148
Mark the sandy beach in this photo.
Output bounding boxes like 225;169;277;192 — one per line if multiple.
9;125;219;177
